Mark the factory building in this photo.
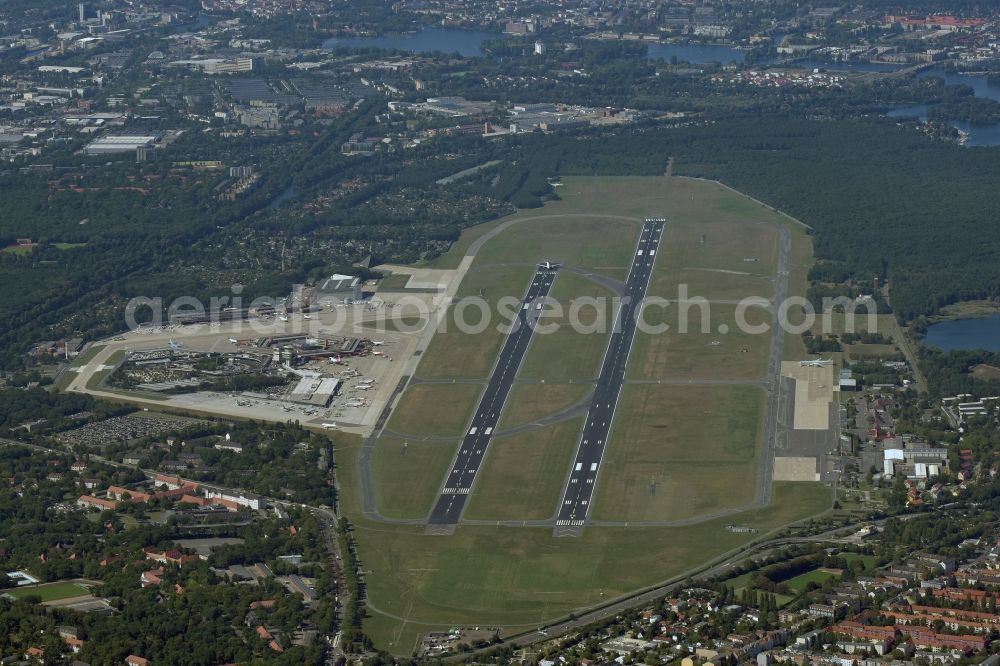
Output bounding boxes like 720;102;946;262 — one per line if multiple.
884;447;949;479
84;134;160;156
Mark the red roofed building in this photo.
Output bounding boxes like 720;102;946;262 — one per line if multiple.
250;599;276;610
140;567;165;588
77;494;118;510
107;486;152;503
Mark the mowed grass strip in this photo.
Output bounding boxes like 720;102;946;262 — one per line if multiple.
660;219;779;277
464;418;583;521
630;303;771;381
593;384;765;522
498;382;592;430
654;268;774;303
372;436;459;520
385;384;480;438
352;481;830;645
472;215;637;280
784;568;838;592
416;264;535;380
519;272;617;382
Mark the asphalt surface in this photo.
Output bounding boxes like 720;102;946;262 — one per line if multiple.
553;219;665;533
427;266;559;525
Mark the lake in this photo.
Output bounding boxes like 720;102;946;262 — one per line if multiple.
886;69;1000;146
924;314;1000;352
323;28;501;57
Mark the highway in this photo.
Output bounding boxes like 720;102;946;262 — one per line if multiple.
553;218;665;533
427;266;559;526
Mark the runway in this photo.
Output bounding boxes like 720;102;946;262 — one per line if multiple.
554;218;665;534
427;266;559;525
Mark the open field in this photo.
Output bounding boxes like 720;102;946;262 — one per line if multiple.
593;384;765;522
372;436;458;520
972;364;1000;381
784;568;837;592
518;272;616;382
841;553;877;570
629;303;772;381
351;175;825;652
464;418;583;521
499;382;591;430
934;299;1000;322
658;218;778;280
340;469;830;654
415;264;535;380
385;383;481;438
472;216;636;281
5;582;90;602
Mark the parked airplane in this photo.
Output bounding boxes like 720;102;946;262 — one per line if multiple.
279;314;289;322
372;350;385;356
322;422;338;429
371;340;385;346
799;357;834;367
169;340;184;351
537;261;560;270
229;338;238;344
303;314;312;320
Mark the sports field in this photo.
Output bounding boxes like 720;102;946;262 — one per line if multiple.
355;175;828;653
5;582;90;602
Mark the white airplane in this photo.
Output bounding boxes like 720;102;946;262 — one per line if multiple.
538;261;560;270
169;340;184;351
800;357;834;367
322;422;338;429
303;314;312;320
279;315;289;322
372;350;385;356
371;340;385;346
229;338;238;344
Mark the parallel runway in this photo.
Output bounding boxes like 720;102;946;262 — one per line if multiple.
554;218;665;533
428;266;559;526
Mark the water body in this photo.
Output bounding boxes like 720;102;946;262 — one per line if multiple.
924;314;1000;352
917;68;1000;102
323;28;501;57
888;104;1000;147
886;69;1000;146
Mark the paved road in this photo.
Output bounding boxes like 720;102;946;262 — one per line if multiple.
553;219;665;534
754;226;791;511
427;266;559;526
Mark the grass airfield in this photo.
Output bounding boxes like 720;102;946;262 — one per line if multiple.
348;175;830;653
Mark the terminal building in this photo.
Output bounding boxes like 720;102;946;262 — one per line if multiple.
288;375;340;407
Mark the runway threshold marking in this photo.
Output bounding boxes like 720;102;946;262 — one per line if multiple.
426;266;560;527
552;219;665;536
